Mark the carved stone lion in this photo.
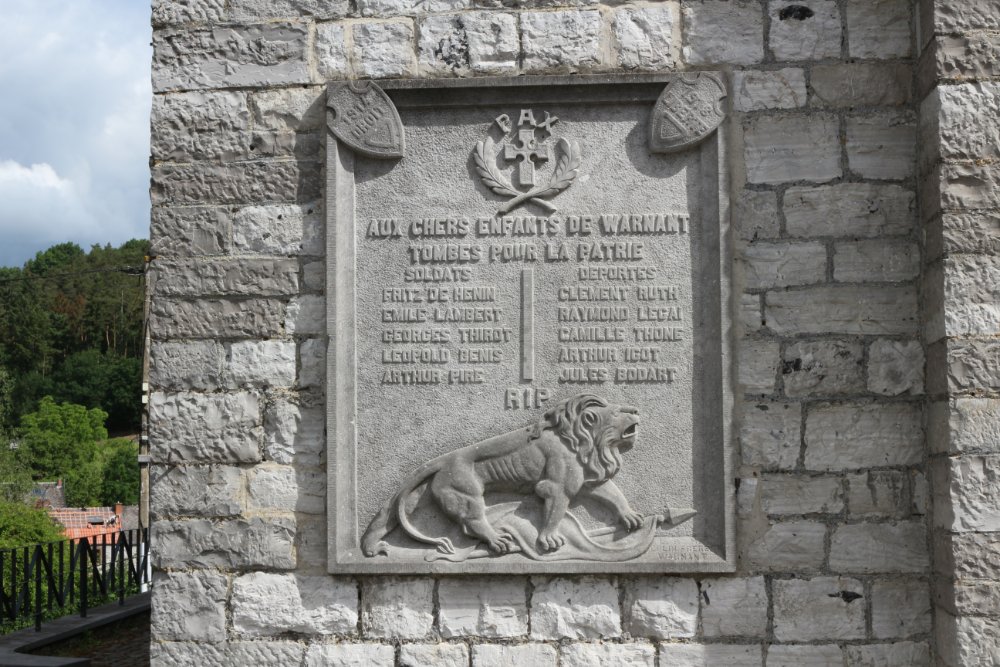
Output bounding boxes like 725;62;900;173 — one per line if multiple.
361;393;641;557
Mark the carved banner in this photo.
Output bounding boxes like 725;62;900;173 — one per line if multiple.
326;75;733;574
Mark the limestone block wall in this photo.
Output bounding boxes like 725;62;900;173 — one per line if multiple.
145;0;978;664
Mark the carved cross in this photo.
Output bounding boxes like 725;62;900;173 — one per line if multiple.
504;129;550;188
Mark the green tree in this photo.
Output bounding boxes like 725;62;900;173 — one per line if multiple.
0;501;64;550
0;447;32;503
99;439;139;505
17;398;107;482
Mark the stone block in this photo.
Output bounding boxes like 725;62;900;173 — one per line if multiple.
531;576;620;640
767;645;843;666
472;644;557;667
740;293;763;333
151;91;249;161
759;475;844;515
353;21;416;79
150;206;229;256
933;532;1000;580
153;258;299;297
772;577;865;641
417;15;469;75
768;0;841;60
229;0;350;20
304;644;395;667
521;10;602;72
936;579;1000;616
152;24;310;92
833;240;918;283
232;202;323;255
784;183;914;238
316;22;348;80
612;4;676;70
811;63;911;108
740;242;826;289
438;576;528;638
935;33;1000;83
284;296;323;337
934;455;1000;532
362;577;434;639
732;68;806;111
934;0;1000;32
743;520;826;573
265;400;325;465
846;0;910;59
700;576;768;638
231;572;356;636
937;338;1000;393
766;286;917;336
226;340;297;388
150;570;227;641
149;298;286;339
739;339;779;395
299;338;326;388
926;213;1000;259
358;0;468;16
744;114;840;184
400;644;469;667
844;641;930;667
847;470;912;518
804;402;922;470
153;516;296;570
682;1;764;66
152;0;226;26
829;522;928;573
937;256;1000;338
868;339;923;396
152;641;306;666
247;463;324;514
871;579;932;639
847;114;915;181
941;398;1000;454
149;341;224;391
149;391;262;463
466;12;519;73
658;643;762;666
734;190;779;241
938;83;1000;162
782;340;864;398
623;577;698;639
151;161;319;205
561;643;655;667
740;401;801;470
937;162;1000;211
150;464;243;518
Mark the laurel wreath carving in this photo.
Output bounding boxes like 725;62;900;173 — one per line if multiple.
474;136;582;214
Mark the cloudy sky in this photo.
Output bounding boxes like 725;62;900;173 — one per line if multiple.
0;0;151;268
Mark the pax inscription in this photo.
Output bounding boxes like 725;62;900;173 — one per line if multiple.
326;75;733;574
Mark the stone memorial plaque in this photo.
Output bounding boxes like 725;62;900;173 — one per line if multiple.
326;74;734;573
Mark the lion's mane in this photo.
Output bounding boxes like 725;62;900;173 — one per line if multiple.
532;394;624;483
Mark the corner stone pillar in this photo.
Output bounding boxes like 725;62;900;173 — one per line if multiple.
919;0;1000;663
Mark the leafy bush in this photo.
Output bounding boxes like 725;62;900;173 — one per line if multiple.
0;501;64;550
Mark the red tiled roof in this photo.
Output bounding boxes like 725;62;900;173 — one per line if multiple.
48;507;122;541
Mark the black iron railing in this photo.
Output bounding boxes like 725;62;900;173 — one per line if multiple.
0;528;150;633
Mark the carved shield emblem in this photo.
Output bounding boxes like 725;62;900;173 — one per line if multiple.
649;72;727;154
327;81;405;159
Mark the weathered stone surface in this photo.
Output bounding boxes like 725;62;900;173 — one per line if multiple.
521;10;601;72
472;644;557;667
229;0;349;20
658;643;762;666
934;532;1000;580
766;286;917;336
149;391;261;463
740;242;826;289
847;470;912;518
934;0;1000;32
936;256;1000;338
151;571;227;641
358;0;468;16
150;464;243;517
804;403;922;470
285;295;324;335
151;91;249;161
937;338;1000;392
150;206;229;256
232;572;356;636
152;0;226;26
299;337;325;388
265;400;324;465
151;161;319;205
153;517;296;569
417;15;467;75
935;34;1000;83
735;190;779;241
767;645;844;666
935;455;1000;532
150;298;286;339
561;643;655;667
847;0;910;59
153;24;310;92
872;579;932;639
531;577;620;640
623;577;698;639
153;258;299;297
740;401;801;470
768;0;841;60
316;22;348;79
743;520;826;572
700;576;768;637
362;577;434;639
938;162;1000;211
868;340;924;396
304;643;395;667
352;21;416;78
782;339;864;398
759;475;844;515
732;68;806;111
438;576;527;638
744;115;840;184
226;340;297;388
465;12;519;73
773;577;865;641
940;398;1000;454
612;5;676;70
400;644;469;667
833;240;918;283
740;293;763;333
784;183;915;238
232;203;323;255
682;1;764;66
739;339;779;395
937;579;1000;616
847;114;915;181
829;522;928;573
844;641;931;667
150;341;224;390
811;63;911;108
247;463;324;514
938;83;1000;162
152;641;306;666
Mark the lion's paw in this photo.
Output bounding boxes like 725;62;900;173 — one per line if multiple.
486;533;515;554
538;530;566;552
621;511;644;531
